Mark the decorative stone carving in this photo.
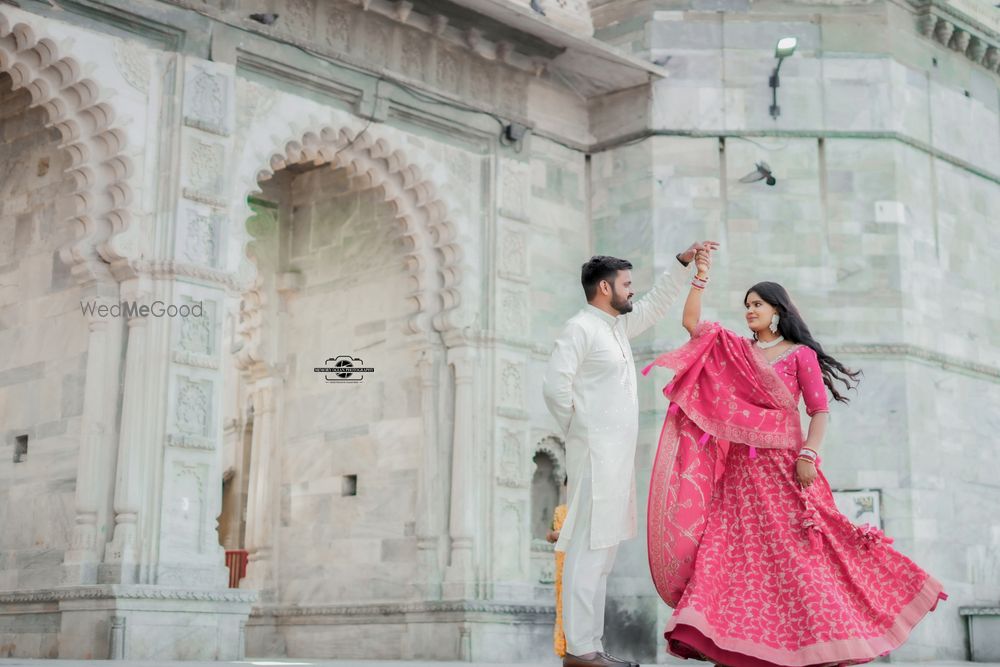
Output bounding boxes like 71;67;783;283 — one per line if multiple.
918;11;1000;74
283;0;313;39
243;124;463;334
500;361;523;407
401;29;426;80
499;159;529;221
0;586;257;603
183;139;226;206
468;60;494;105
497;429;524;488
436;48;461;91
114;38;152;93
176;377;211;436
966;37;986;63
499;228;527;279
131;259;248;292
179;297;214;356
499;288;527;336
250;600;552;616
498;71;527;116
534;436;566;485
985;47;1000;71
183;210;218;266
184;65;231;136
0;12;140;275
367;23;392;68
166;434;216;450
326;10;350;49
948;29;971;53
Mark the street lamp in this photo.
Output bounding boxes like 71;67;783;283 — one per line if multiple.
769;37;797;119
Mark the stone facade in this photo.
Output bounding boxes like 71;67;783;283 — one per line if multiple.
0;0;996;662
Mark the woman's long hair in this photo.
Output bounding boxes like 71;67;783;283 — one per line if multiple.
745;282;861;404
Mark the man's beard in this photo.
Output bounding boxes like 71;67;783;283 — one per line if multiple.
611;293;633;314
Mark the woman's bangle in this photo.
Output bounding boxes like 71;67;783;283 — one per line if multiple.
691;276;709;290
800;447;819;458
796;456;816;466
797;449;817;461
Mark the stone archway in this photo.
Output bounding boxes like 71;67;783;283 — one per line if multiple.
235;124;465;344
227;121;474;614
0;10;140;282
0;8;142;583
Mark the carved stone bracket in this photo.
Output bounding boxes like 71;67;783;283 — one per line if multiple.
915;2;1000;75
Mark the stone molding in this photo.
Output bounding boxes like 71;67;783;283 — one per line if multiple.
960;606;1000;616
172;350;221;370
131;259;249;292
165;433;216;451
0;585;259;604
0;10;142;283
913;0;1000;75
830;343;1000;381
250;600;555;617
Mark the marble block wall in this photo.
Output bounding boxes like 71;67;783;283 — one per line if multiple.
0;71;91;592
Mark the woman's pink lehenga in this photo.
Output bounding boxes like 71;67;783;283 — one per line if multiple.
642;322;946;667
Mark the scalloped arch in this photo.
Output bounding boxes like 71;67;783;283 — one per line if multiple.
534;436;566;486
237;123;465;338
0;11;137;282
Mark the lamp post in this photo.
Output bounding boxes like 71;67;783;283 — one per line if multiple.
769;37;797;119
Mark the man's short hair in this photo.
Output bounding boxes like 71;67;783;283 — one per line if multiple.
581;255;632;301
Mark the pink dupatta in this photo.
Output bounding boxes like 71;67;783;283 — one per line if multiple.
640;321;803;607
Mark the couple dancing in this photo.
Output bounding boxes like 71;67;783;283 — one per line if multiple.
542;242;946;667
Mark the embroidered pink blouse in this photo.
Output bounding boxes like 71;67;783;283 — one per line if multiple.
767;344;830;417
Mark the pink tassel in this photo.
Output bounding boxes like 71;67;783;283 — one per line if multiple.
667;403;680;417
698;432;711;447
641;362;654;376
749;446;757;459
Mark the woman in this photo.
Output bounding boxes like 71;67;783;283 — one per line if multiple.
641;251;946;667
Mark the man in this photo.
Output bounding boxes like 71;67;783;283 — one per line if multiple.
542;242;718;667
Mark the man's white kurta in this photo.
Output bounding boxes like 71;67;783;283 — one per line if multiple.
543;265;690;551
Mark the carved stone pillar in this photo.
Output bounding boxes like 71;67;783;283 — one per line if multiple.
241;372;281;600
102;274;153;584
415;345;448;597
63;287;124;583
443;344;478;599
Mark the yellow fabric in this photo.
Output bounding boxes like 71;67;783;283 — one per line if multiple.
553;504;568;657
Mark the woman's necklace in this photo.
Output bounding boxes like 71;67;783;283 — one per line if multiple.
755;335;785;350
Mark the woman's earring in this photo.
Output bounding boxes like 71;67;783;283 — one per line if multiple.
769;314;780;334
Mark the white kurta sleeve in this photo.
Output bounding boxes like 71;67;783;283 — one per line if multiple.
542;320;588;436
621;262;691;339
